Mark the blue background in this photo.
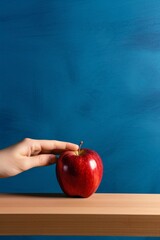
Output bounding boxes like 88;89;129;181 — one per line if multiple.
0;0;160;240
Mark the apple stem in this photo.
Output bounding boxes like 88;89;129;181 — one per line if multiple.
79;141;83;152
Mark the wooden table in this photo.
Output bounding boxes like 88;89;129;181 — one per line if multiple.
0;193;160;236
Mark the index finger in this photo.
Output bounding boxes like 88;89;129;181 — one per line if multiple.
33;139;79;153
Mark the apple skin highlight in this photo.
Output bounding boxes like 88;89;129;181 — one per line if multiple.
56;148;103;198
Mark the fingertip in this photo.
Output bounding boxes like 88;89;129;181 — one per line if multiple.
49;154;57;164
74;144;79;150
67;143;79;151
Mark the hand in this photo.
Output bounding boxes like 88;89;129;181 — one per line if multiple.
0;138;79;178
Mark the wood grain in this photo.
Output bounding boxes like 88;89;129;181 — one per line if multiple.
0;193;160;236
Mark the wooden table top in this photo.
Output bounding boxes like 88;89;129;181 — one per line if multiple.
0;193;160;236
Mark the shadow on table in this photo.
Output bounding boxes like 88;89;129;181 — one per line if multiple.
1;193;68;198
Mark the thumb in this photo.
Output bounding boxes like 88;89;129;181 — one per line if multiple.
29;154;57;168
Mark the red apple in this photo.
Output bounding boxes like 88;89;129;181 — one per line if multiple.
56;141;103;198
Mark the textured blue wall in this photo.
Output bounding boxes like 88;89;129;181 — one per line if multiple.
0;0;160;240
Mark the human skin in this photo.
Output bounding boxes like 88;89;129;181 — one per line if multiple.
0;138;78;178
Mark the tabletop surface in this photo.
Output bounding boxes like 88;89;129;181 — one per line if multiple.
0;193;160;214
1;193;160;236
